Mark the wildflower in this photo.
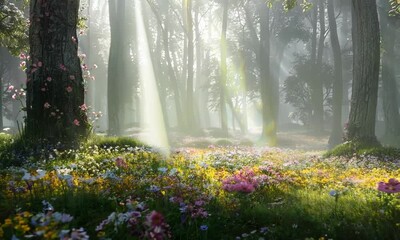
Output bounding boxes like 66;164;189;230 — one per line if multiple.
115;157;128;168
7;85;14;91
44;102;51;109
73;119;80;126
378;178;400;193
200;225;208;231
66;86;73;93
329;190;337;197
79;104;87;111
46;76;52;82
148;185;161;192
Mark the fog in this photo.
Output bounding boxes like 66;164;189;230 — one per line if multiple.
1;0;399;150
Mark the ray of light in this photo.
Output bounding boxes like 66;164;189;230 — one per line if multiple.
135;0;169;155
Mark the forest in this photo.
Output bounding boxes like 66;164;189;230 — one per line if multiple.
1;0;400;239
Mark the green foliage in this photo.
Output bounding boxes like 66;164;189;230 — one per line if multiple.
0;2;28;55
325;141;400;159
283;55;334;126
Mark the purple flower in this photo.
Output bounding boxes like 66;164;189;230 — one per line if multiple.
200;225;208;231
378;178;400;193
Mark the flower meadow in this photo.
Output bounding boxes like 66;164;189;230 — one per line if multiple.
1;136;400;239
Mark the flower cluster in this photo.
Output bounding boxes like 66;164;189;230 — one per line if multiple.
0;201;88;240
222;168;267;193
96;199;171;239
378;178;400;193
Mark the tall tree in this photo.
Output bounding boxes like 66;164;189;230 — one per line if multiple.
26;0;89;143
328;0;343;148
219;0;229;133
378;0;400;144
185;0;196;131
107;0;127;135
347;0;380;145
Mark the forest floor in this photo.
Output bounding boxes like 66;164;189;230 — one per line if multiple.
1;133;400;239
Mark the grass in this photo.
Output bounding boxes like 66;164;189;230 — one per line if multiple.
0;135;400;239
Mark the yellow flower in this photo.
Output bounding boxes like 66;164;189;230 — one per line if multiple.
3;218;12;226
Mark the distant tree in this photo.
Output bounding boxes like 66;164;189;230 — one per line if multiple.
0;1;28;55
347;0;380;145
378;0;400;145
283;56;334;126
327;0;344;148
26;0;89;144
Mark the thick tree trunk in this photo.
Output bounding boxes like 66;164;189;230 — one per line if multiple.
379;2;400;144
220;0;228;133
328;0;343;148
26;0;89;144
348;0;380;145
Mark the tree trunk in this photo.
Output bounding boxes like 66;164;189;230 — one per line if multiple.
348;0;380;145
220;0;228;134
328;0;343;148
107;0;126;135
258;1;277;145
312;0;325;133
26;0;89;144
185;0;196;132
379;1;400;144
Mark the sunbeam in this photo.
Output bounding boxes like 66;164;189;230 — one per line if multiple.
135;0;169;155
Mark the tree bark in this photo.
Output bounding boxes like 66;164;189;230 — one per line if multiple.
378;1;400;144
348;0;380;145
327;0;343;148
26;0;89;144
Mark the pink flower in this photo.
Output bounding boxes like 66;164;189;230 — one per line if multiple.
71;36;77;43
47;77;52;82
378;178;400;193
44;102;51;109
66;86;73;93
73;119;80;126
7;85;14;91
59;64;67;71
37;61;43;67
12;94;17;99
79;104;87;111
115;157;128;168
19;53;26;60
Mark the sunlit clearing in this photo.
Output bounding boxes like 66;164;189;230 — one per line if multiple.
135;1;169;156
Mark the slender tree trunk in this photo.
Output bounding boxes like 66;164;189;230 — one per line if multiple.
185;0;195;132
107;0;126;135
220;0;228;133
348;0;380;145
312;0;325;133
26;0;89;144
258;1;277;145
379;1;400;144
328;0;343;148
